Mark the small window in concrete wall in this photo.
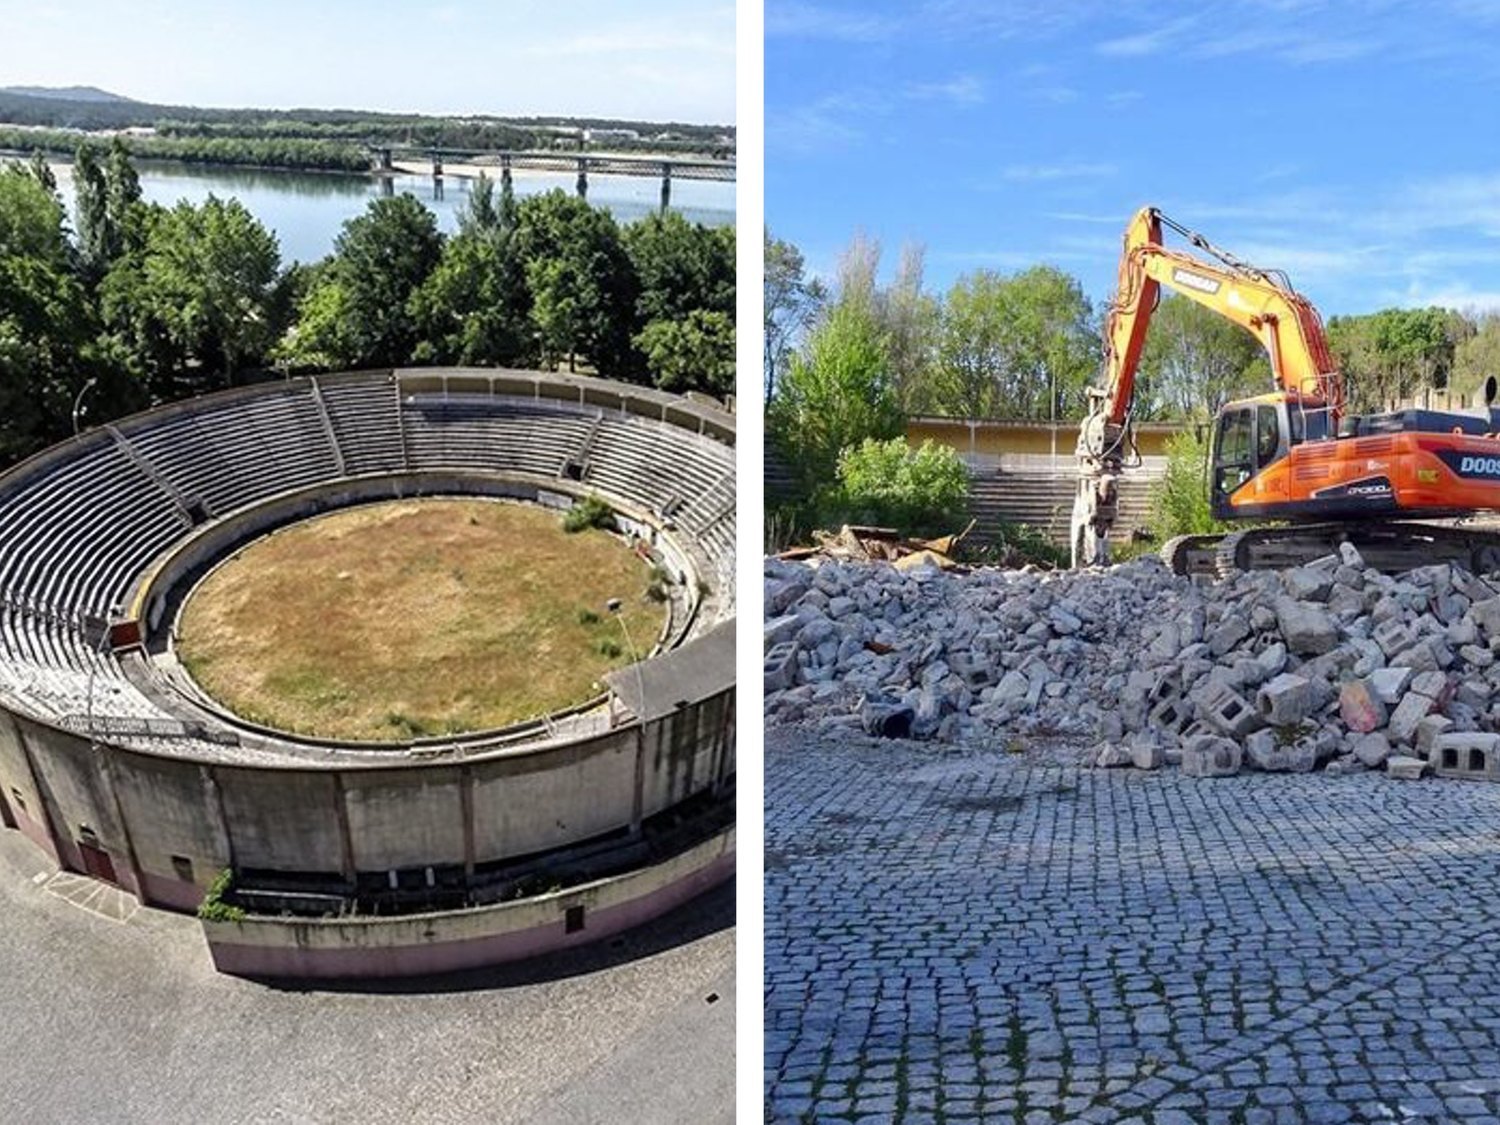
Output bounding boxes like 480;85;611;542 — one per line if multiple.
171;855;194;882
79;825;99;846
565;904;585;933
10;787;24;813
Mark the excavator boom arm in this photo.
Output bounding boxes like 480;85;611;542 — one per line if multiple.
1098;207;1345;426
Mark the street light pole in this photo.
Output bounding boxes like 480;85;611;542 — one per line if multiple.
607;599;648;725
72;377;99;436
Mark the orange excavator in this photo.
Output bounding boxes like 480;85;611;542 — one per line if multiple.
1071;206;1500;576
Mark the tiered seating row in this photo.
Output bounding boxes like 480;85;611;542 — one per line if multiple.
0;372;734;740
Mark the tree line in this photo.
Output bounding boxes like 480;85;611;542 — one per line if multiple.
765;227;1500;541
0;90;733;159
766;228;1500;430
0;141;734;466
0;126;371;173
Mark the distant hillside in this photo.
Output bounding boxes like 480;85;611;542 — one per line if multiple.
1;85;133;103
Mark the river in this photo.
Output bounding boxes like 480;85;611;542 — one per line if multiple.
28;158;735;265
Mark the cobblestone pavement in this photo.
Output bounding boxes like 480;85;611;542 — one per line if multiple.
765;727;1500;1124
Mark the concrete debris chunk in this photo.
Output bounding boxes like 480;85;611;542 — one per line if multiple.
1338;679;1388;733
1257;672;1313;726
1386;754;1428;780
1181;734;1243;778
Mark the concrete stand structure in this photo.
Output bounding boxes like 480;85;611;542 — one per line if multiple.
0;368;735;977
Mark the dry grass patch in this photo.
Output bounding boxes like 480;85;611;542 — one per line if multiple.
177;498;667;741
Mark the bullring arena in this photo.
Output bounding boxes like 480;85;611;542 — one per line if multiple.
0;367;735;979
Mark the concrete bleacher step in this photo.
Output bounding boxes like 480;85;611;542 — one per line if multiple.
965;470;1161;545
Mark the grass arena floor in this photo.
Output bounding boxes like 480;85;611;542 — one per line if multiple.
176;498;667;741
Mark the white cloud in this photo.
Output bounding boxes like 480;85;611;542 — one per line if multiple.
904;74;986;106
1096;16;1199;56
765;2;902;41
1001;162;1117;182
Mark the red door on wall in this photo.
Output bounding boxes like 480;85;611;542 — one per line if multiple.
78;840;117;885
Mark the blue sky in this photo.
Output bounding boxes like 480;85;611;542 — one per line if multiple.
767;0;1500;315
0;1;734;124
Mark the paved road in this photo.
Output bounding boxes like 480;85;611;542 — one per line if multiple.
765;727;1500;1124
0;830;733;1125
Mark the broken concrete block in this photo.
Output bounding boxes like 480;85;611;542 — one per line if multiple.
1352;731;1392;768
764;641;799;693
859;699;915;739
1386;754;1428;780
1130;740;1165;770
1257;672;1313;725
1245;729;1316;772
1197;680;1263;739
1149;694;1195;737
1181;734;1243;778
1275;598;1338;655
1338;541;1365;568
1430;730;1500;778
1415;714;1455;756
1388;691;1438;745
1369;666;1414;704
1410;669;1448;697
1325;754;1368;776
1284;566;1333;601
1339;679;1388;733
1374;617;1418;658
1094;743;1133;768
1207;617;1250;657
1471;597;1500;636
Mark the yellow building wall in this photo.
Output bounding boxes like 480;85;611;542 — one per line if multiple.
906;419;1180;459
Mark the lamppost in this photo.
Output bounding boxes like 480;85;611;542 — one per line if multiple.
72;377;99;436
607;597;647;723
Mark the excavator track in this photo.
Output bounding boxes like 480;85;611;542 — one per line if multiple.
1159;521;1500;578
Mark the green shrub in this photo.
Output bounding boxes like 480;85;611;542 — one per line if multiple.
596;638;623;659
563;495;614;533
197;867;245;923
577;608;601;625
1148;428;1228;541
957;522;1068;569
821;438;969;536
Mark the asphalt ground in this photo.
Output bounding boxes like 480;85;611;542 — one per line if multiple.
0;829;733;1125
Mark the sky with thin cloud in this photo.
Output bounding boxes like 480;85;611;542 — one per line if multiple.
767;0;1500;313
0;1;735;124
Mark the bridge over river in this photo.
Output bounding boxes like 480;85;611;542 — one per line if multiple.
371;146;735;212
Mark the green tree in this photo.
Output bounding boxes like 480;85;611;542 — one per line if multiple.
625;210;734;323
932;266;1096;421
634;309;734;395
1135;295;1266;419
409;199;533;367
827;437;969;535
146;196;280;387
72;143;110;280
879;243;940;414
310;194;444;369
0;165;97;461
767;299;903;495
512;190;637;376
764;230;824;399
1148;428;1226;540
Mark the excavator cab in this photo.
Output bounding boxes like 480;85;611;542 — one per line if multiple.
1209;399;1290;516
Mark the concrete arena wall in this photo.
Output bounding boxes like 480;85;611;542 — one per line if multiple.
0;366;736;936
202;826;735;979
0;686;734;912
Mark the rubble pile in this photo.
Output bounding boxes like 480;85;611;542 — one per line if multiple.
763;542;1500;779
